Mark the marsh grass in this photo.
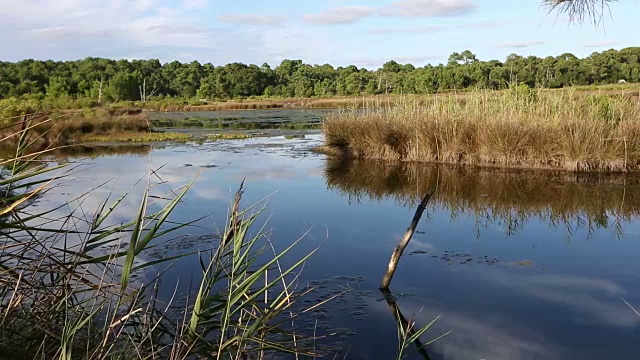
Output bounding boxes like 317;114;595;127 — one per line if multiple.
145;96;372;112
0;120;329;359
323;89;640;172
206;133;253;140
0;110;154;148
78;131;190;143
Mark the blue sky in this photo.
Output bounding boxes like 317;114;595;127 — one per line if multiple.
0;0;637;68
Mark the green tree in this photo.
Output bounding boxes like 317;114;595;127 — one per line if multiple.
108;71;140;101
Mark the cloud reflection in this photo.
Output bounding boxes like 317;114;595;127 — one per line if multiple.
485;272;637;328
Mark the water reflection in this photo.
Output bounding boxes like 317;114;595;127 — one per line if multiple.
381;288;434;360
325;158;639;237
5;136;639;359
0;144;152;162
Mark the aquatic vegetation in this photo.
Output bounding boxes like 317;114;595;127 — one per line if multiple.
79;131;190;142
0;125;331;359
323;90;640;172
206;133;252;140
151;117;322;131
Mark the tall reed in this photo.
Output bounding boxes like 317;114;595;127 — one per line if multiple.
1;117;326;359
323;88;640;172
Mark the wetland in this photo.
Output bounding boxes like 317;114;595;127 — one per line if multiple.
8;109;639;359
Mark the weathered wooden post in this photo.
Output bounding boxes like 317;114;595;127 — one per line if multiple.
380;190;434;290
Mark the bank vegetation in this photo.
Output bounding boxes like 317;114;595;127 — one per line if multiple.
322;87;640;172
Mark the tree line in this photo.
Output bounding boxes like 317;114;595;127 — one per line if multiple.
1;47;639;103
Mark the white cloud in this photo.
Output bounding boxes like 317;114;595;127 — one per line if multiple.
584;40;618;48
378;0;477;17
304;6;375;25
498;40;545;48
218;14;288;26
182;0;207;8
352;55;440;68
0;0;264;62
136;0;153;11
368;25;446;34
369;20;502;35
305;0;476;25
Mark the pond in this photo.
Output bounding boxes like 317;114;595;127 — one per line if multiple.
34;110;640;359
148;108;333;137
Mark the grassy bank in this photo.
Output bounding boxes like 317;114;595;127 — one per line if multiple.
323;88;640;172
2;83;639;116
0;109;190;148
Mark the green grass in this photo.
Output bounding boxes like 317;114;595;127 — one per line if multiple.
323;87;640;172
79;131;191;142
206;133;253;140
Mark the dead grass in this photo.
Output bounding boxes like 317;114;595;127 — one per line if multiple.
323;89;640;172
1;109;157;148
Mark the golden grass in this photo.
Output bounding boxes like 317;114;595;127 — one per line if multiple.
1;110;160;147
323;89;640;172
325;158;639;231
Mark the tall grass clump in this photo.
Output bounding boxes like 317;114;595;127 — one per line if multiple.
323;88;640;172
0;109;174;148
0;118;326;359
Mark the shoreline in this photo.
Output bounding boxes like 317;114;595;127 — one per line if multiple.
312;145;640;173
6;85;638;116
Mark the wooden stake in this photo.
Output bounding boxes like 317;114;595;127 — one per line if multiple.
380;190;434;290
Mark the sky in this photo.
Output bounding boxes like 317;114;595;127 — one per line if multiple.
0;0;638;68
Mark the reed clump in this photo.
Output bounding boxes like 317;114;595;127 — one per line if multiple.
0;110;172;148
1;123;329;359
323;88;640;172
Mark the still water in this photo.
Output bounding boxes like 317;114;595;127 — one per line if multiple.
40;112;640;360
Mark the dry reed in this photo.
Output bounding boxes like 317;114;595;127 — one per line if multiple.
323;89;640;172
1;110;154;148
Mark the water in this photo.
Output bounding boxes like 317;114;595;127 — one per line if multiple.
31;111;640;359
148;108;333;137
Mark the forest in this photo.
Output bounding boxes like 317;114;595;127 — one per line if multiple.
1;47;639;103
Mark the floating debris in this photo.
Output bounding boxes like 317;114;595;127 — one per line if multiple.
509;259;536;267
408;250;429;255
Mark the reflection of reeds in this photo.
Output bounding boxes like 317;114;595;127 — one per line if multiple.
325;158;640;234
54;144;153;159
0;144;153;162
